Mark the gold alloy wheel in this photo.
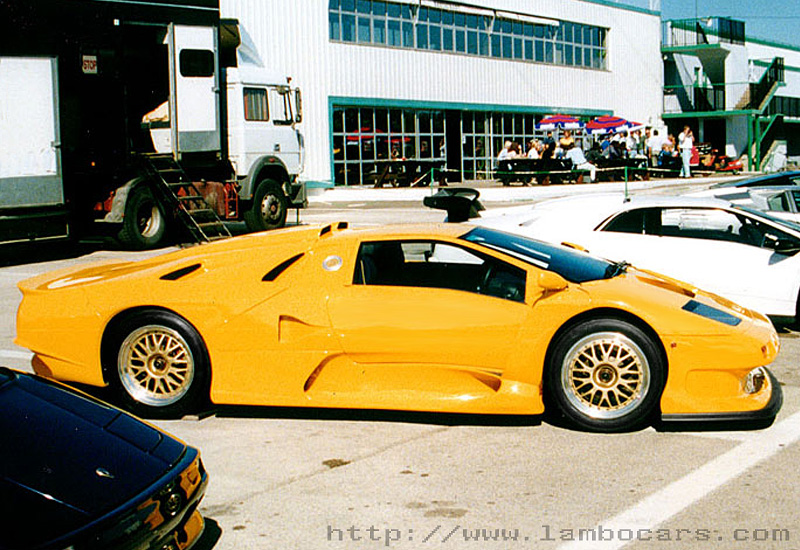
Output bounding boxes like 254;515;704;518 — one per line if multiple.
561;331;650;420
118;325;195;407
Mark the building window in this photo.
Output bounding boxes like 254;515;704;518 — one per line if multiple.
328;0;607;70
333;105;589;185
332;106;445;186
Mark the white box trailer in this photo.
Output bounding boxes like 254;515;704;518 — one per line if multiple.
0;1;304;250
0;57;67;243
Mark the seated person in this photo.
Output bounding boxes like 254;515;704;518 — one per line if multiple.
585;142;604;164
657;143;679;169
527;139;540;159
564;143;596;182
559;130;575;150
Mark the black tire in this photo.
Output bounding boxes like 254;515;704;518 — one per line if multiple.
117;186;168;250
545;318;665;432
244;178;288;232
106;310;210;419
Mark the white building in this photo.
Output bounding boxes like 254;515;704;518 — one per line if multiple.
662;17;800;170
222;0;663;186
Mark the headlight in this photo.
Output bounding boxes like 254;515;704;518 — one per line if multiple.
682;299;742;326
744;367;767;394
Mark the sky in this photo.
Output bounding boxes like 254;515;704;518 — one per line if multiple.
623;0;800;49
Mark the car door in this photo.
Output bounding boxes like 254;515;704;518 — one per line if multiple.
325;239;531;395
584;206;800;316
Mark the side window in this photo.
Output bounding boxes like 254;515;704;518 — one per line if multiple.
660;208;743;242
656;207;798;250
791;190;800;212
353;240;526;302
602;208;662;235
244;88;268;121
766;192;791;212
179;49;215;77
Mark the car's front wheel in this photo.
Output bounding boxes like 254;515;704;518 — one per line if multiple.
107;310;209;418
546;318;664;432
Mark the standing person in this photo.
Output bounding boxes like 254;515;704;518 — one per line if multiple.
646;129;661;167
678;126;694;178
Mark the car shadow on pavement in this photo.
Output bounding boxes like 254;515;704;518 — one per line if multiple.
63;381;782;433
652;416;777;433
192;518;223;550
211;404;544;427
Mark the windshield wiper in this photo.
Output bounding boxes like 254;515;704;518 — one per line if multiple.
605;260;630;278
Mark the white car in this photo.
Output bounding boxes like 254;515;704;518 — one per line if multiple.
689;185;800;224
473;193;800;322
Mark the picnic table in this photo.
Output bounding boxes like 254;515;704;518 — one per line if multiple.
372;159;448;188
495;158;590;186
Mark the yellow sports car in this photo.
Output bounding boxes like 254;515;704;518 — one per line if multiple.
16;223;782;432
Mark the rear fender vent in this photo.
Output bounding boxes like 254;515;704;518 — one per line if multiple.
263;253;304;281
160;264;202;281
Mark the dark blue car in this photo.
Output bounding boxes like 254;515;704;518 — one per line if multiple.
0;367;207;550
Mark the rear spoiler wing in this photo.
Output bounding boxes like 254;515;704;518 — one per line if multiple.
423;187;485;223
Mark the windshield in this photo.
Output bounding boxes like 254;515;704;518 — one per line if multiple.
732;204;800;232
709;172;800;189
461;226;615;283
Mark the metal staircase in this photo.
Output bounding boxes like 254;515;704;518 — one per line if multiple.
140;153;232;244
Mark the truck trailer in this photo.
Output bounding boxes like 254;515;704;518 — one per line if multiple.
0;0;305;250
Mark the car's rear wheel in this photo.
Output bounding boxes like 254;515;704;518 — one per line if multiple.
108;310;209;418
546;318;664;432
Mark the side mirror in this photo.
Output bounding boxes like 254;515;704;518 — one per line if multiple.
537;270;568;292
768;236;800;256
295;89;303;123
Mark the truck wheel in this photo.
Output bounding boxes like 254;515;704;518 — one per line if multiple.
244;178;288;232
118;186;168;250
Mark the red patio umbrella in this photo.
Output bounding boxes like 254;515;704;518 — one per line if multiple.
585;115;641;135
536;114;584;131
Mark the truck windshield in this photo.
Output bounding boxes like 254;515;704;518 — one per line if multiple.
461;226;615;283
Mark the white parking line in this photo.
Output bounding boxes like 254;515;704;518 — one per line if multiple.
557;411;800;550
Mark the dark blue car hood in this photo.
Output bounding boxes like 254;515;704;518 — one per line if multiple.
0;368;187;549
